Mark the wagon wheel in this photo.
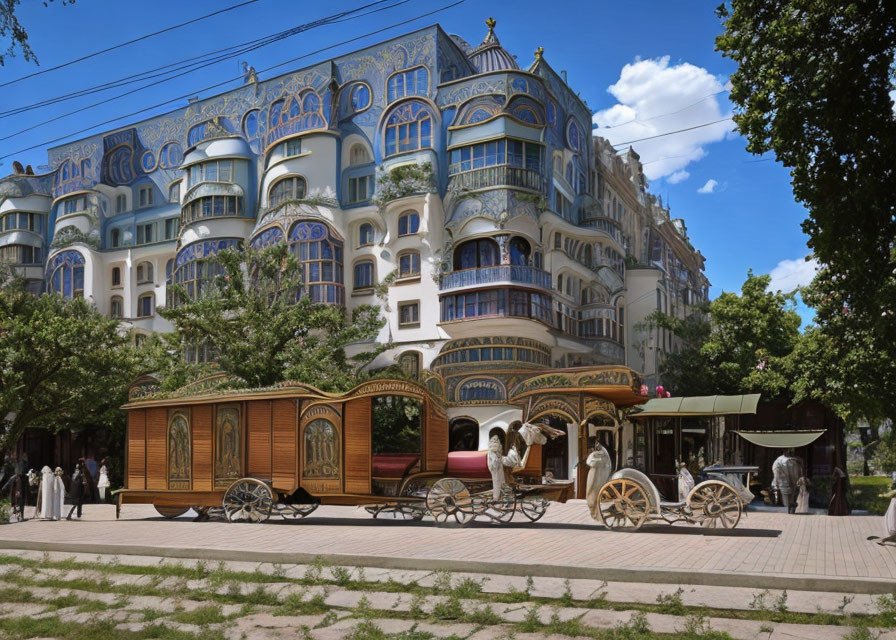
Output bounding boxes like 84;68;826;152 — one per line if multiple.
597;478;650;531
480;487;517;524
426;478;475;527
153;504;190;519
688;481;742;529
519;498;549;522
222;478;274;523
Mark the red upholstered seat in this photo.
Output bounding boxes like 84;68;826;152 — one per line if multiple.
371;453;420;479
446;451;489;478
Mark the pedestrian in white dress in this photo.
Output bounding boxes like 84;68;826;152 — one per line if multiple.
38;466;56;520
795;476;811;514
51;468;66;520
97;459;110;502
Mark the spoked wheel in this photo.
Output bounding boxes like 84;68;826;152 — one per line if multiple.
688;481;742;529
596;478;650;531
481;487;517;524
279;503;319;520
222;478;274;523
153;504;190;519
426;478;475;527
519;498;549;522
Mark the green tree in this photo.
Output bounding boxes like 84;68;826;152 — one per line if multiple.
644;272;801;398
716;0;896;422
0;263;137;458
159;243;386;391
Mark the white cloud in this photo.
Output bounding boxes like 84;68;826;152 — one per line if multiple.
697;179;717;194
768;257;820;293
667;170;690;184
592;56;733;181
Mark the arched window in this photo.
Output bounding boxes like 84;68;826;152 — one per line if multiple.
398;351;421;377
111;266;121;287
453;238;499;270
304;418;339;479
48;250;84;299
137;293;154;317
349;144;371;166
386;67;429;102
165;259;174;283
358;222;374;246
584;245;593;268
136;261;153;284
384;101;432;156
457;378;503;402
269;175;306;207
509;237;531;266
397;250;420;278
167;410;191;488
353;260;374;289
349;83;371;111
397;211;419;236
110;296;123;319
288;221;344;304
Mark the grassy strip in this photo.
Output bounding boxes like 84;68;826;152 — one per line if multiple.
1;554;894;629
0;616;227;640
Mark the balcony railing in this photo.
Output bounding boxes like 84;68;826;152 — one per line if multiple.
448;165;546;194
439;264;552;291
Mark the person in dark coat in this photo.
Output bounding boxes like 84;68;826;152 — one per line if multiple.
828;466;851;516
66;460;94;520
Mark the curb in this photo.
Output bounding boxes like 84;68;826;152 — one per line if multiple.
1;539;893;594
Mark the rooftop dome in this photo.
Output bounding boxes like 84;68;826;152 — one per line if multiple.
468;18;519;74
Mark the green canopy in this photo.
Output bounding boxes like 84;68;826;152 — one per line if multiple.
630;394;761;417
735;430;826;448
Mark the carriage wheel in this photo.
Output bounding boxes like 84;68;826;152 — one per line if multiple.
481;487;516;524
153;505;190;519
519;498;549;522
688;481;742;529
222;478;274;523
597;478;650;531
426;478;475;527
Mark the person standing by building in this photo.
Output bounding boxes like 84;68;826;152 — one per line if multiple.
66;460;93;520
771;449;801;514
828;467;851;516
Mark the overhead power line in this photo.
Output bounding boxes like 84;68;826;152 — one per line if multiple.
609;117;735;148
0;0;265;88
0;0;466;161
0;0;409;142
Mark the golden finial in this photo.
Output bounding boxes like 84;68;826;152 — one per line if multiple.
486;17;496;33
534;46;544;60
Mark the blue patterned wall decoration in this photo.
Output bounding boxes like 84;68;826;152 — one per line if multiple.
175;238;241;269
249;225;284;250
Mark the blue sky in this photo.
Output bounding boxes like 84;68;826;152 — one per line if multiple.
1;0;814;322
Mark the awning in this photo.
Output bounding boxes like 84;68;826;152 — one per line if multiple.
735;430;826;448
630;394;761;417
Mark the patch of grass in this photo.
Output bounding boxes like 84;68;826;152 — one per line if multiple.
332;565;352;586
430;594;464;620
451;576;483;599
171;604;227;625
432;570;452;593
851;476;891;515
141;607;167;622
877;593;896;626
0;615;226;640
76;599;112;613
843;628;877;640
464;604;502;625
274;592;329;616
304;556;329;585
657;587;686;615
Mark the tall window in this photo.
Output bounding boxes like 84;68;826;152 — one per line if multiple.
168;182;181;203
165;259;174;283
111;266;121;287
386;67;429;102
358;223;374;246
353;260;374;289
347;175;372;203
136;223;154;245
398;301;420;327
277;138;302;157
349;144;371;165
47;251;84;299
61;195;87;215
110;296;123;319
164;218;179;240
398;352;420;377
398;211;419;236
453;238;499;270
397;250;420;278
115;194;127;213
187;160;233;187
136;261;154;284
110;228;121;248
269;175;306;207
288;221;344;304
509;237;531;266
137;293;154;318
384;101;432;156
138;186;153;208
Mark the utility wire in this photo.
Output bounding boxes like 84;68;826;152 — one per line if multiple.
0;0;408;142
0;0;408;119
0;0;265;88
0;0;466;161
609;117;734;148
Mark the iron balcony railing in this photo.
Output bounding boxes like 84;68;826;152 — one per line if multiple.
439;264;552;291
448;165;547;194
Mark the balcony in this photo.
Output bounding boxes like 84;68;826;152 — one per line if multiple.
448;165;546;194
439;264;552;291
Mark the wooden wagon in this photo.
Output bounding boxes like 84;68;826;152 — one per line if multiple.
119;374;571;525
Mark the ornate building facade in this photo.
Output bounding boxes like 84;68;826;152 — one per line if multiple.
0;20;708;476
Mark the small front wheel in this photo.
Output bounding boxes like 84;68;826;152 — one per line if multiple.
222;478;274;523
688;480;742;529
426;478;475;527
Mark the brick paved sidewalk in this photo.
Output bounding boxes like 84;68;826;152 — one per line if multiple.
1;500;893;593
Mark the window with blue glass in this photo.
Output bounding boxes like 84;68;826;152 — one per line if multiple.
350;83;371;111
60;195;87;215
1;212;43;233
384;102;433;156
269;175;306;207
449;139;542;174
509;237;531;266
288;221;344;305
353;260;374;289
48;251;85;299
398;250;420;278
137;293;154;318
347;175;373;204
458;379;503;402
453;238;499;270
398;211;419;236
358;223;374;246
440;288;552;323
387;67;428;102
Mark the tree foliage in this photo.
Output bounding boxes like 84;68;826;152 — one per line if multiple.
158;244;386;391
716;0;896;423
644;273;802;398
0;0;71;66
0;263;137;458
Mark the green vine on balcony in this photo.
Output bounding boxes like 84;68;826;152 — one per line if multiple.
50;226;100;250
373;161;436;208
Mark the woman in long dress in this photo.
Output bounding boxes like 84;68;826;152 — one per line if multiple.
51;468;66;520
38;466;56;519
828;467;851;516
795;476;811;514
97;459;110;502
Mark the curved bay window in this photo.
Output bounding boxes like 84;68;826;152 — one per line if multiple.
397;250;420;278
288;221;344;304
453;237;499;270
269;175;307;207
440;288;552;323
384;101;433;156
47;250;84;299
171;256;226;303
182;195;241;225
448;139;544;192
